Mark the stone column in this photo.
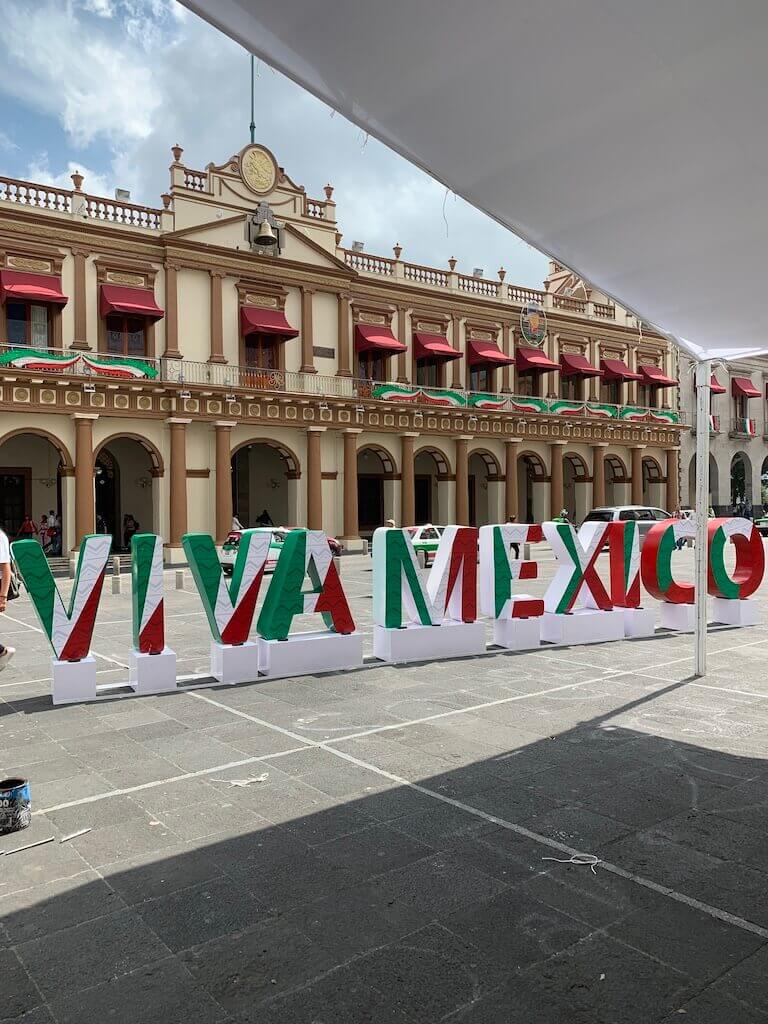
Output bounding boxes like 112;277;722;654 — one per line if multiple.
164;263;182;359
73;414;96;545
505;439;520;519
400;433;417;527
306;427;324;529
451;315;464;389
591;443;607;507
455;436;471;525
549;441;566;519
631;445;645;505
342;429;361;540
300;287;316;373
666;448;680;512
396;306;409;383
168;418;190;546
208;271;225;364
336;292;351;377
72;249;89;350
214;422;234;543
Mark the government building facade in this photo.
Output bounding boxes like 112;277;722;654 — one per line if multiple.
0;142;684;558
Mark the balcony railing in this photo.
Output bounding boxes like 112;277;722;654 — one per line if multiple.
730;417;757;438
0;346;683;424
0;174;162;230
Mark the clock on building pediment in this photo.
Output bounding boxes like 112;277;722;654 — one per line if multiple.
240;144;278;195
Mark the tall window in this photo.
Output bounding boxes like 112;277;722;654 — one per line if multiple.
637;383;660;408
106;315;146;356
416;359;441;388
601;378;621;405
244;334;278;369
516;374;540;397
358;351;387;382
560;376;584;400
6;302;50;348
735;393;749;421
469;365;494;393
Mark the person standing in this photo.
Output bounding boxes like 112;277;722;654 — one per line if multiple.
507;514;520;559
16;515;37;540
0;522;16;671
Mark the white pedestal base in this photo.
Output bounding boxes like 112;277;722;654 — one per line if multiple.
373;621;486;664
492;616;541;651
622;607;656;638
129;648;178;694
660;602;698;632
52;656;97;705
210;641;259;685
540;608;625;645
711;597;760;626
258;630;363;679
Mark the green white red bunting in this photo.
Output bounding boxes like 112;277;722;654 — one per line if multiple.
131;533;165;653
183;529;272;644
479;524;544;620
257;529;354;641
11;534;111;661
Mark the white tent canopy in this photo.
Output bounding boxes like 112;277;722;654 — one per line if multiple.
181;0;768;674
181;0;768;361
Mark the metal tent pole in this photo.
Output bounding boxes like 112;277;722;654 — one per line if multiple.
693;358;711;676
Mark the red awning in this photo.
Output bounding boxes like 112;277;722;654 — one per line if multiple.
638;363;678;388
732;376;761;399
0;270;68;306
560;352;601;378
354;324;407;354
600;357;642;381
413;332;461;361
515;345;559;374
240;305;298;339
99;284;164;321
710;374;726;394
469;338;515;367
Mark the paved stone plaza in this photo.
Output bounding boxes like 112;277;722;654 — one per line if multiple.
2;547;768;1022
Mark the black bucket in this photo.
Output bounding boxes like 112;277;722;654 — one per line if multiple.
0;777;31;835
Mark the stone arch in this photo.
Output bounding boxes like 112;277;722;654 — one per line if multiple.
604;453;629;506
730;451;753;506
357;442;396;475
414;444;453;525
468;448;503;526
687;452;719;509
230;437;301;479
642;455;665;508
357;444;398;535
563;451;590;523
414;444;452;476
94;433;164;477
0;428;73;474
517;450;548;522
231;438;302;527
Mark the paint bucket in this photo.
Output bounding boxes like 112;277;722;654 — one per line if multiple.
0;778;31;835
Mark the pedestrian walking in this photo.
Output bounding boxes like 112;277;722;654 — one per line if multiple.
0;521;16;671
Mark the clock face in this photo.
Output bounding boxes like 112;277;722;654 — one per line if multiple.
240;145;277;194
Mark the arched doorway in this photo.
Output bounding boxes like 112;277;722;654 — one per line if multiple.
517;451;547;523
414;446;451;525
0;430;70;554
357;445;396;537
761;456;768;513
642;456;665;508
687;453;719;510
94;436;160;549
731;452;752;507
563;453;589;524
468;450;502;526
604;454;629;505
231;440;300;528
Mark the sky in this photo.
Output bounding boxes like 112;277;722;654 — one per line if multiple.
0;0;549;288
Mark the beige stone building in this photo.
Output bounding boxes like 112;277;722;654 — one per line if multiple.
0;141;684;559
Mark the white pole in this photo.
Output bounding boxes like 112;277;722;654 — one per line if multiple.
694;358;711;676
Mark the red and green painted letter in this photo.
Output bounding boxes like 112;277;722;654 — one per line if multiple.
426;525;479;623
640;518;695;603
131;533;165;654
479;524;544;619
257;529;354;641
11;534;111;661
183;529;271;644
543;521;612;613
707;517;764;599
581;520;641;609
372;527;439;628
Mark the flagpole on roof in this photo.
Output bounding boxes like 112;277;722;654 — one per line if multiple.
250;54;256;144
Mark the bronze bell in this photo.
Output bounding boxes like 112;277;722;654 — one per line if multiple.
254;219;276;246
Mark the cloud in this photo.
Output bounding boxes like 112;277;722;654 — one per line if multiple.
0;131;18;153
26;158;115;200
0;1;549;287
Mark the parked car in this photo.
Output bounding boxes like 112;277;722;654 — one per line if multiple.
405;524;446;566
220;526;342;575
581;505;672;544
754;512;768;537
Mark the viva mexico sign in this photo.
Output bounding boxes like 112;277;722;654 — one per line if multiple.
11;517;764;705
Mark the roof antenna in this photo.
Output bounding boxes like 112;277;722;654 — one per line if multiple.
249;53;256;144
